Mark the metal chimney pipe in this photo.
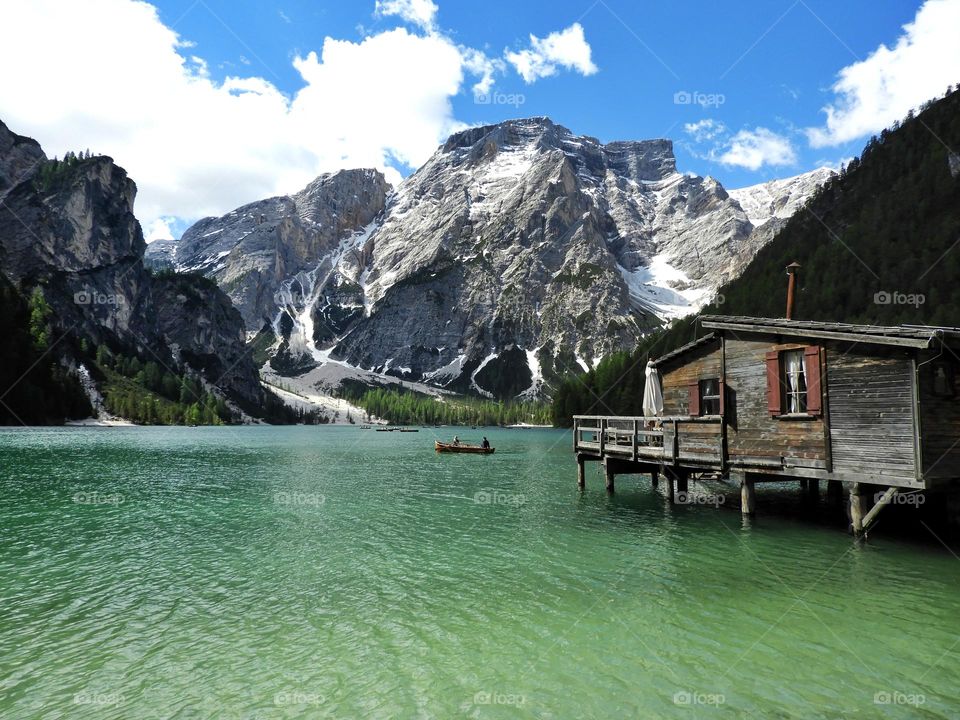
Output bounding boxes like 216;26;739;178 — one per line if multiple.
785;262;801;319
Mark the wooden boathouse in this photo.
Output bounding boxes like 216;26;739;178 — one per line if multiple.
573;315;960;535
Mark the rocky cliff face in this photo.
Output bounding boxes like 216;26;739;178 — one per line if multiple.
149;169;390;333
0;119;263;409
159;117;830;398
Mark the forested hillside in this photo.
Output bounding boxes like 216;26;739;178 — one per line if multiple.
0;276;91;424
553;86;960;425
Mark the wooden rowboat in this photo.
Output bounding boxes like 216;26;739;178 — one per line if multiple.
435;441;495;454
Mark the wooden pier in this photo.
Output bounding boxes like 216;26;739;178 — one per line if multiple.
573;316;960;536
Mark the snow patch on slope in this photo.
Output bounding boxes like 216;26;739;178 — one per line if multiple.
618;254;713;320
728;167;834;227
470;351;498;398
518;347;543;399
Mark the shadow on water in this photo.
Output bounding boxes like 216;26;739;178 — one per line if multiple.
580;471;960;553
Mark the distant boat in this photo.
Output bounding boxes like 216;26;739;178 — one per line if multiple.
435;441;495;454
375;428;393;432
399;428;419;433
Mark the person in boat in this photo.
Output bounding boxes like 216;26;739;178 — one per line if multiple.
453;435;460;446
481;437;490;449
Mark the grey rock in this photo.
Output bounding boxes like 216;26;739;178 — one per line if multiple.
169;169;389;331
0;119;263;409
170;117;830;398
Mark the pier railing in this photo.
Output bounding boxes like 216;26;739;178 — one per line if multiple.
573;415;723;467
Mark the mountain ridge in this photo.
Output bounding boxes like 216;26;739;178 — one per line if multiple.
148;116;832;399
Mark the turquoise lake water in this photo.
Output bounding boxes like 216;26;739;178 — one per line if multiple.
1;426;959;718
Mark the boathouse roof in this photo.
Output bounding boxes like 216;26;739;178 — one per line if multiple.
702;316;960;347
651;333;717;368
653;316;960;367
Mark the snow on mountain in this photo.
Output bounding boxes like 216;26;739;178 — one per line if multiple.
728;167;835;227
156;117;830;398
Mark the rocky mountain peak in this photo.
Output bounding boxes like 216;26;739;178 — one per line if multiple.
160;116;831;399
602;139;676;182
0;119;45;204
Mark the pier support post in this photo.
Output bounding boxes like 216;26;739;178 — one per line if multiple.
800;478;808;491
827;480;842;503
577;455;586;491
651;469;659;488
603;460;615;493
676;473;689;494
738;473;756;515
948;486;960;530
850;482;866;536
807;479;820;499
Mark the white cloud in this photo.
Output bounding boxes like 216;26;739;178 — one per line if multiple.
505;23;597;83
0;1;599;235
144;217;176;242
713;127;797;170
375;0;438;31
806;0;960;148
0;1;473;234
461;47;505;97
684;119;727;143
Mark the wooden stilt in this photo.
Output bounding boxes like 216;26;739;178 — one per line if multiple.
827;479;842;502
948;487;960;530
807;479;820;498
677;473;689;493
799;478;808;490
577;455;585;491
604;461;615;493
740;476;756;515
651;469;659;488
667;470;675;502
850;482;866;536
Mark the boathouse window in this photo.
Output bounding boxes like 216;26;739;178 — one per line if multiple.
765;346;822;417
688;378;722;416
933;361;955;398
699;378;721;415
783;350;807;413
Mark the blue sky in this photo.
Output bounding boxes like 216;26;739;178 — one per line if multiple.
2;0;956;237
149;0;919;182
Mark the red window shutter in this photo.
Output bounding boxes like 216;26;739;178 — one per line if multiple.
765;351;781;416
804;346;822;415
688;381;700;416
718;380;725;415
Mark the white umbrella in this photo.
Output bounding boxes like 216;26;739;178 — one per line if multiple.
642;360;663;417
